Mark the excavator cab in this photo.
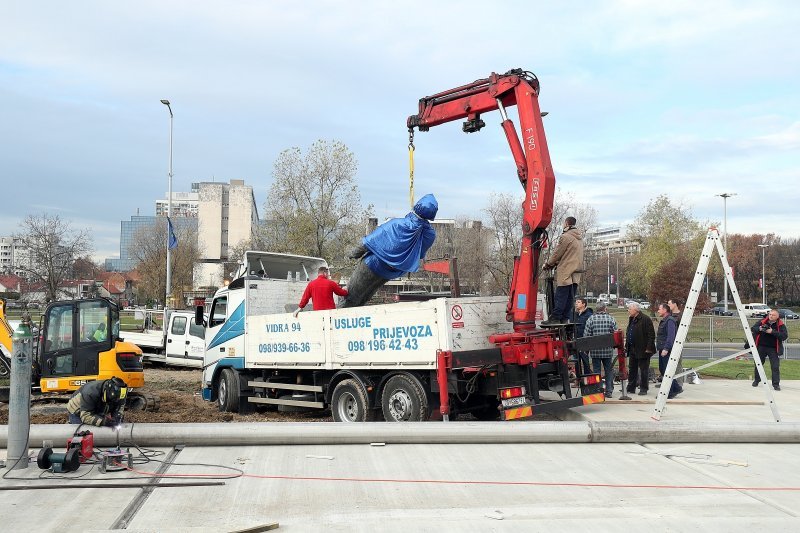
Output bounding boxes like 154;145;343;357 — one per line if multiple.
38;298;144;393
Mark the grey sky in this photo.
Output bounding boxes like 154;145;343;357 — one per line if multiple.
2;1;798;261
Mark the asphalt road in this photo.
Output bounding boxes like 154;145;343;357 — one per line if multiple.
682;344;799;360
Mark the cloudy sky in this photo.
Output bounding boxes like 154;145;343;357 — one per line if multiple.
2;1;798;261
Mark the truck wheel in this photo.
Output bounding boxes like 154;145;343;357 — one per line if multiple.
217;368;240;413
331;379;375;422
381;374;429;422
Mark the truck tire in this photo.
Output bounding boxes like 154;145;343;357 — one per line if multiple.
217;368;240;413
331;379;375;422
381;373;429;422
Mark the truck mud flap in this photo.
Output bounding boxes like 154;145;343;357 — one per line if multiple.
501;393;605;421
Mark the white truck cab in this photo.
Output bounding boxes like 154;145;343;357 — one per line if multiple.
120;309;205;367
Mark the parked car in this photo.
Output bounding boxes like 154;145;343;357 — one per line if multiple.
742;303;770;318
709;305;734;316
778;308;799;320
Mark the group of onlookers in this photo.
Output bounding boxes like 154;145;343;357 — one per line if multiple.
540;214;786;399
572;298;686;399
572;299;788;397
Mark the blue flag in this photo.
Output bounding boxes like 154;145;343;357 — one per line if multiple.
167;217;178;250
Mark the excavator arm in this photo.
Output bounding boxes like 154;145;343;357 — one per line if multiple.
407;68;556;329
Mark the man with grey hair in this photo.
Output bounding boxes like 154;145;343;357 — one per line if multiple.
584;301;618;398
625;301;656;396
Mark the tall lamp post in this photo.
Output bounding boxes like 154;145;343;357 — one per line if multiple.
160;99;173;308
606;245;611;299
758;244;769;305
716;193;736;310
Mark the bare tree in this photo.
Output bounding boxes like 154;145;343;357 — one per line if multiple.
541;187;598;265
72;255;102;279
483;193;523;295
129;219;200;306
263;140;374;267
14;214;92;302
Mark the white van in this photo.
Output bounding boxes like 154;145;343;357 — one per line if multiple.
742;303;770;319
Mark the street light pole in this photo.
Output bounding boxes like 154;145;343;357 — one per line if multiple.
606;245;611;298
758;244;769;305
160;99;173;309
716;193;736;311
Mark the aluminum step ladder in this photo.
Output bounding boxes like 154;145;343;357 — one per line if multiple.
652;228;780;422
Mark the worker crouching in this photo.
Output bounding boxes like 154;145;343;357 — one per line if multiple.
67;377;127;427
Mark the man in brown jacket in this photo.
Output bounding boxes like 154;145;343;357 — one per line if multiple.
625;301;656;395
542;216;584;324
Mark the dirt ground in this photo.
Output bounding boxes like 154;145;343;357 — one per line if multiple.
1;366;558;425
0;366;331;425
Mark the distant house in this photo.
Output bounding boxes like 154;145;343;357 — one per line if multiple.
96;272;134;305
0;274;23;294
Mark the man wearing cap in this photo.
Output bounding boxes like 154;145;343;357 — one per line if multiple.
294;266;349;317
342;193;438;307
67;377;127;427
584;301;618;398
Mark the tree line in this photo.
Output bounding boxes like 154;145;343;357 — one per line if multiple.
8;140;799;309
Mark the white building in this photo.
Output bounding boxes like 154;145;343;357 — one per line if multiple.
0;236;31;277
155;183;200;218
585;225;641;264
194;179;259;287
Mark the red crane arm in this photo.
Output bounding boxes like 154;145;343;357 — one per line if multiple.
407;69;556;329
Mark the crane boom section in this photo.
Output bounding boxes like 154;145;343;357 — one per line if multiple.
407;69;555;327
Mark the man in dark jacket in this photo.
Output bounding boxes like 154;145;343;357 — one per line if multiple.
751;309;788;391
572;298;593;375
67;377;127;427
625;302;655;396
656;303;683;399
343;194;437;307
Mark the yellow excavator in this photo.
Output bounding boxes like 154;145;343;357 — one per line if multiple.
1;298;155;410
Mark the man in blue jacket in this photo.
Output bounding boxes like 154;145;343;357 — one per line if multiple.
343;194;437;307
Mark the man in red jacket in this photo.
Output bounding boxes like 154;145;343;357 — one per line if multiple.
294;267;348;317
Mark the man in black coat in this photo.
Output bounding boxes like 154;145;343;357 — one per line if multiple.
572;298;593;375
751;309;788;391
625;302;656;396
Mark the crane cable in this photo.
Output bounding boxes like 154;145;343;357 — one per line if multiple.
408;128;415;209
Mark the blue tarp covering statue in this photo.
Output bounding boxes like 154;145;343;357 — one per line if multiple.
342;193;438;307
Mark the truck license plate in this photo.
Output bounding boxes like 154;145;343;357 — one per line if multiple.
501;396;527;408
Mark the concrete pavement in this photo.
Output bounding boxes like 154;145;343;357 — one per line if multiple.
2;380;800;531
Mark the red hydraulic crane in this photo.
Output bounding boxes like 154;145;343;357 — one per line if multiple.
409;69;622;419
408;68;553;329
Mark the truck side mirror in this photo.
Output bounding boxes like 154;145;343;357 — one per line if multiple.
194;306;205;327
